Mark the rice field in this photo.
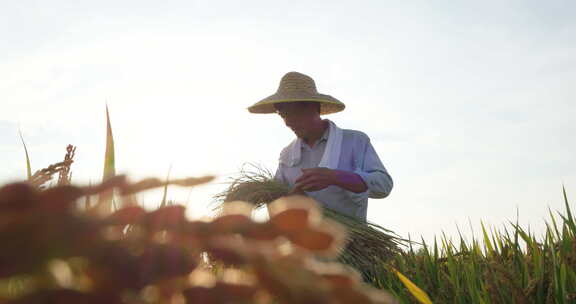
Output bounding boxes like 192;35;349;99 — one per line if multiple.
3;108;574;303
214;165;576;303
375;187;576;303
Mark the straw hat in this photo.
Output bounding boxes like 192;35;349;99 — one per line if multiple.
248;72;346;115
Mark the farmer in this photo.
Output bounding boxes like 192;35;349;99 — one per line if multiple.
247;71;393;220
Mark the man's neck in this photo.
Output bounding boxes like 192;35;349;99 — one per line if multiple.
302;120;328;148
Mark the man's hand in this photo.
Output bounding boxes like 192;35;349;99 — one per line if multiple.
294;168;337;192
294;167;369;194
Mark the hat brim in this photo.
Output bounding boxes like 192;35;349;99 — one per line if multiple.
248;94;345;115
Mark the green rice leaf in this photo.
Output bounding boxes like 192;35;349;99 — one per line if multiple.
18;129;32;180
561;185;575;234
103;104;116;181
481;222;494;256
160;164;172;208
97;104;116;214
393;267;433;304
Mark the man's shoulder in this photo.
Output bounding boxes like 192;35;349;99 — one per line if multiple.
341;128;370;142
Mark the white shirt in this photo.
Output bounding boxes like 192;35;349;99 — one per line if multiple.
274;123;393;220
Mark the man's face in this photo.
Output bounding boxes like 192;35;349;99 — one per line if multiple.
274;102;320;138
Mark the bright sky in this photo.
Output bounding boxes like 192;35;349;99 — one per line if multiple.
1;0;575;245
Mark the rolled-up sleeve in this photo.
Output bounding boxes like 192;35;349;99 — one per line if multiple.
353;138;393;199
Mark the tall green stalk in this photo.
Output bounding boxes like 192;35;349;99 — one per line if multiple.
18;129;32;180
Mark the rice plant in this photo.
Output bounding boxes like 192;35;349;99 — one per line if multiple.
374;187;576;303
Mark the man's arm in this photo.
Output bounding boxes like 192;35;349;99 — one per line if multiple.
293;135;393;198
353;138;393;198
294;168;367;193
333;169;369;193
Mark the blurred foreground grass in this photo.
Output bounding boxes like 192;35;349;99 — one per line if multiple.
0;176;397;304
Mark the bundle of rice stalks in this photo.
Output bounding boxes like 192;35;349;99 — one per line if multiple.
213;166;288;210
213;164;407;279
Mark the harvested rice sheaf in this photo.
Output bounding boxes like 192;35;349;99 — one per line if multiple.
214;164;407;277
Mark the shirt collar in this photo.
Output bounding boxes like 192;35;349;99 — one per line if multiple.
319;124;330;142
300;124;330;150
